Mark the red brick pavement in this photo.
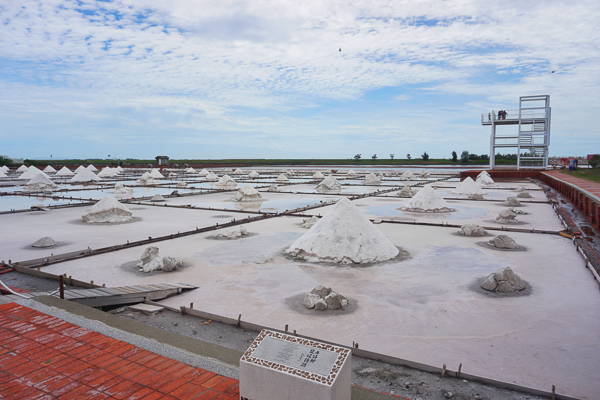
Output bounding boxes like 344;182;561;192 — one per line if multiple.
0;303;239;400
544;170;600;197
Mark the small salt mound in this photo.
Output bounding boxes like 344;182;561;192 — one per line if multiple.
82;195;133;223
496;209;518;224
31;237;56;248
231;184;262;202
476;174;496;186
149;169;165;179
400;170;415;181
313;171;324;180
98;167;119;178
17;165;28;173
287;169;295;176
137;172;158;185
233;168;244;175
185;167;197;174
303;285;348;310
198;168;209;176
517;191;532;198
56;167;74;177
0;170;6;178
205;172;219;181
398;185;416;198
477;170;491;178
25;173;58;192
402;185;454;212
151;194;166;202
364;172;381;185
216;174;237;188
136;246;183;273
113;182;133;197
87;164;98;172
458;224;487;236
215;226;248;239
18;166;45;180
316;175;341;191
418;169;430;178
481;267;525;293
286;197;400;264
276;174;289;183
302;216;319;228
267;184;278;192
489;235;519;249
43;165;56;173
177;181;187;188
248;170;259;178
452;177;485;195
0;165;9;172
115;166;124;173
504;197;521;206
347;170;357;176
70;168;100;183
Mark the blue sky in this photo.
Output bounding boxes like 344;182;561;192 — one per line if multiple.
1;0;598;160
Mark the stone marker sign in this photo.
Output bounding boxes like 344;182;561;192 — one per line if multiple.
240;329;351;400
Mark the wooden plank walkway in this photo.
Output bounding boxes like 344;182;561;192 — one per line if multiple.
2;282;197;307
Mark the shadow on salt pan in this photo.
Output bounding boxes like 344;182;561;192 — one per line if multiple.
192;232;301;265
362;204;490;220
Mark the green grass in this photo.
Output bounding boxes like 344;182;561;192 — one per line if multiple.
561;168;600;183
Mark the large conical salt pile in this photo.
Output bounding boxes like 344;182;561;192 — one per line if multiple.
115;166;124;173
199;168;209;176
148;169;164;179
185;167;197;174
98;167;118;178
313;171;324;180
113;182;133;197
316;175;341;191
82;195;133;223
402;185;454;212
231;184;262;202
477;170;490;179
74;165;86;173
0;170;6;178
18;166;45;180
364;172;381;185
286;198;399;264
248;170;259;179
56;166;74;177
276;173;289;183
1;165;9;172
216;174;236;188
24;173;58;192
137;172;157;185
476;174;496;186
43;165;56;173
400;170;416;181
205;172;219;181
16;165;28;173
70;168;100;183
87;164;98;172
452;177;485;195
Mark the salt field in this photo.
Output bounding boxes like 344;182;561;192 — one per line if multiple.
1;165;599;399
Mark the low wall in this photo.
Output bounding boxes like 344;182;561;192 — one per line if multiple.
459;169;543;181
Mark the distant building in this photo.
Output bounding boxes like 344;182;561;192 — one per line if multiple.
156;156;169;166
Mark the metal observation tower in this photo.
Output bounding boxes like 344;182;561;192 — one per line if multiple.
481;95;551;169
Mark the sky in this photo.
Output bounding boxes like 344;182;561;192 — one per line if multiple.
1;0;599;160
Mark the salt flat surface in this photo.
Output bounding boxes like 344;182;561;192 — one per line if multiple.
38;216;600;399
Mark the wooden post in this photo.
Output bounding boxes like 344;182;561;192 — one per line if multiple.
58;275;64;300
237;314;241;328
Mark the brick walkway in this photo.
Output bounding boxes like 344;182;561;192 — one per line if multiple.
544;170;600;197
0;303;239;400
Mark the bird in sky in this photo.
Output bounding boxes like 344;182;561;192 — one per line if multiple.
339;48;342;52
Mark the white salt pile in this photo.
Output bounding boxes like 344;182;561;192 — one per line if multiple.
24;174;58;192
137;172;158;186
205;172;219;181
400;170;415;181
43;165;56;173
517;191;532;198
248;170;259;179
137;246;184;273
149;169;165;179
287;169;295;176
198;169;209;176
98;167;119;178
70;168;100;183
303;285;349;310
418;169;430;178
312;171;325;180
480;267;525;293
285;197;399;264
0;170;6;178
476;174;496;186
468;193;484;200
302;216;319;229
177;181;187;188
477;170;491;178
16;165;28;173
316;175;341;191
231;184;262;202
31;237;56;248
364;172;381;185
113;182;133;197
267;184;278;192
74;165;85;173
398;185;416;198
458;224;487;236
150;194;166;202
82;195;133;223
516;186;527;192
452;177;485;195
87;164;98;172
233;168;244;175
0;165;9;172
496;209;518;224
56;167;74;177
401;185;454;212
488;235;520;249
215;226;248;239
115;166;124;173
18;166;45;180
185;167;197;174
504;197;521;206
216;174;237;188
347;170;357;176
276;174;289;183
